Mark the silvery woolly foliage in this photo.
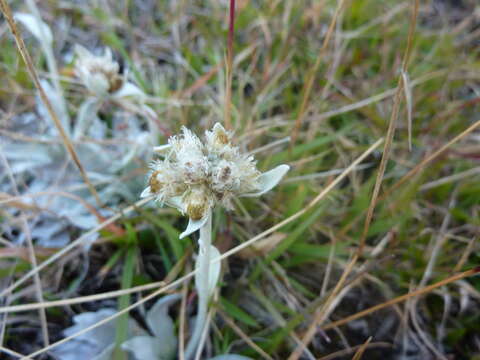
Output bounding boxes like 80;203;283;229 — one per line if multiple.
2;13;153;248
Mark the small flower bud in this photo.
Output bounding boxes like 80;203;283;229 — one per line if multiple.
212;123;230;145
74;45;124;96
148;170;163;193
184;187;210;220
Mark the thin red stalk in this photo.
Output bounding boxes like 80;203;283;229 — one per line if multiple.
228;0;236;58
224;0;236;129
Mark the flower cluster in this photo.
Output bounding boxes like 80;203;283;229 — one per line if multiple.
141;123;289;238
74;45;124;96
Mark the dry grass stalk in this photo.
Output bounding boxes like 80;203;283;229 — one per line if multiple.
351;336;372;360
321;267;480;332
291;0;348;147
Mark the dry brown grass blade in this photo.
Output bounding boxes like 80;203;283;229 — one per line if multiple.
321;267;480;332
382;118;480;199
351;336;372;360
218;310;273;360
0;246;57;262
357;0;419;255
178;64;221;98
453;236;477;273
0;345;26;359
0;0;101;206
0;281;164;314
288;254;358;360
317;342;392;360
340;118;480;238
290;0;347;147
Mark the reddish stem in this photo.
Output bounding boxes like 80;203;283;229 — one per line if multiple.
228;0;236;59
224;0;236;129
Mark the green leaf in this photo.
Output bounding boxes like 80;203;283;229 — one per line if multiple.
267;204;327;261
114;245;137;360
220;297;259;328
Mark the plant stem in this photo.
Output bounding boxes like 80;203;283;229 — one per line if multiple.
185;214;212;359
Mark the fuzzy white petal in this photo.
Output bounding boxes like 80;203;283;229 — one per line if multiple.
140;186;153;198
242;164;290;197
180;213;210;239
15;13;53;45
209;356;253;360
165;196;184;212
153;144;172;153
113;82;145;99
86;73;110;95
74;44;92;60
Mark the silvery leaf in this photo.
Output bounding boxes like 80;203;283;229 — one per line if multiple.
53;308;147;360
73;98;101;140
91;344;115;360
113;82;145;99
242;164;290;197
50;340;102;360
30;216;70;248
51;309;117;360
3;143;52;173
141;186;153;199
145;295;181;355
122;336;173;360
195;245;221;298
86;73;111;96
209;355;253;360
153;144;172;153
165;196;184;213
180;214;210;239
111;133;152;172
63;309;117;348
38;79;71;133
15;12;53;45
74;44;91;59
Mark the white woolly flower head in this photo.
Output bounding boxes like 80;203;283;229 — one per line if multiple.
141;123;289;238
74;45;124;96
